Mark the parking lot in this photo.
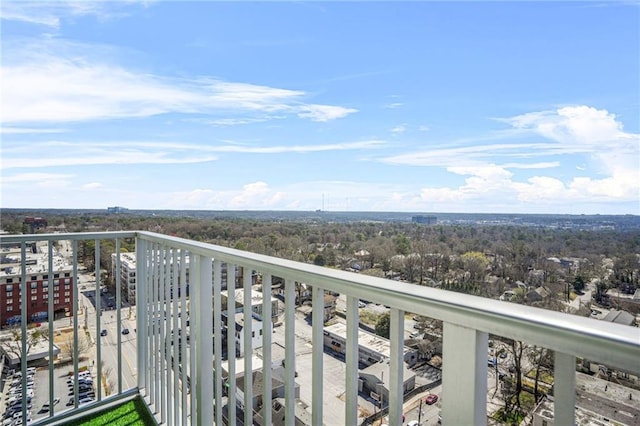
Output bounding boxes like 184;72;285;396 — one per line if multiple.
1;363;96;424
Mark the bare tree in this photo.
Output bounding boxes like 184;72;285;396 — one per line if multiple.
60;335;91;363
4;326;47;363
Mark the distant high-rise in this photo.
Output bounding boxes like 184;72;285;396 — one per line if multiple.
412;215;437;225
107;206;128;214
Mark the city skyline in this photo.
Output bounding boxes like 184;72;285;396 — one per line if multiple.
1;1;639;214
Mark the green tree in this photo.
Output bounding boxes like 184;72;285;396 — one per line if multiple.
572;275;585;293
375;312;390;339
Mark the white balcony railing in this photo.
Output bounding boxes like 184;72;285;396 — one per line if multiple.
1;232;638;426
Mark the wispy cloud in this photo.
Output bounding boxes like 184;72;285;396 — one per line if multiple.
0;127;68;134
0;172;73;183
1;40;357;125
0;1;150;28
2;139;385;169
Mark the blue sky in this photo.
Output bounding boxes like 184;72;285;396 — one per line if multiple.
1;1;639;214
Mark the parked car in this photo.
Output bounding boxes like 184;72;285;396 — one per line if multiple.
100;329;108;336
68;387;92;396
424;393;439;405
122;328;130;335
40;397;60;412
78;392;95;401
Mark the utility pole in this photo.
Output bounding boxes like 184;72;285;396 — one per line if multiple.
418;398;423;424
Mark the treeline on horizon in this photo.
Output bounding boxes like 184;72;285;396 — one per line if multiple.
2;210;639;296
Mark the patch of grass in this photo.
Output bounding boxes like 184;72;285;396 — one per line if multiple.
490;408;525;425
67;397;155;426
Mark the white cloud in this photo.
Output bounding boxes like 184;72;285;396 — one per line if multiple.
1;42;357;124
418;125;430;132
385;102;403;109
230;182;286;208
82;182;103;190
391;124;407;134
385;105;639;208
296;104;358;122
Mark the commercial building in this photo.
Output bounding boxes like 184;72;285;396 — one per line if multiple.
323;322;418;368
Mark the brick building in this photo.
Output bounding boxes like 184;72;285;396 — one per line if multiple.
0;242;74;327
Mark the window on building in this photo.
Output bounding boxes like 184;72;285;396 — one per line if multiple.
6;278;13;284
64;272;70;277
64;278;71;285
43;287;48;293
43;294;48;299
5;285;13;292
54;280;60;286
7;299;12;304
6;306;12;312
31;295;37;301
54;292;59;298
64;291;70;296
6;292;12;298
31;289;37;294
64;298;70;303
30;282;38;289
42;274;48;280
54;273;59;278
30;276;37;281
54;299;59;304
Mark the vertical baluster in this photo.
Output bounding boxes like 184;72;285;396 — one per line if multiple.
72;240;80;408
284;278;296;426
194;254;214;425
311;285;324;425
262;273;272;426
116;239;123;395
95;240;102;401
172;249;180;426
47;241;55;416
213;259;223;425
389;308;404;426
554;351;576;425
226;264;237;426
135;238;148;393
442;322;488;426
180;250;189;425
345;295;359;426
243;270;253;426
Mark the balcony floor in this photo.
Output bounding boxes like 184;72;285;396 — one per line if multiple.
64;396;157;426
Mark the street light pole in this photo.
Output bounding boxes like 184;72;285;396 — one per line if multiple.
418;398;423;424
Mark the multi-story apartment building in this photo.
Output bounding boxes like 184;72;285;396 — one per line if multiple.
0;242;74;327
112;251;193;305
112;252;138;304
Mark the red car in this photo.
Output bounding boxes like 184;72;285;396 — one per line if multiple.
424;393;439;405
